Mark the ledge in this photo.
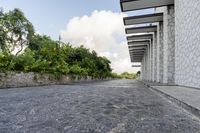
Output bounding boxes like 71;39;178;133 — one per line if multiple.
125;25;157;34
120;0;174;12
128;40;150;45
127;34;153;41
124;13;163;25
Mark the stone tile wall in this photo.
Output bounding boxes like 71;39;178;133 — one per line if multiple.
175;0;200;88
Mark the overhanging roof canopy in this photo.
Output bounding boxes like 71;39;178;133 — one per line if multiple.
129;45;147;49
129;52;144;55
120;0;174;12
130;55;144;57
129;51;144;55
126;25;157;34
130;57;143;62
124;13;163;25
132;65;141;67
127;34;153;41
129;53;145;56
129;49;145;52
129;47;146;51
128;40;150;46
128;44;148;48
132;60;142;62
130;56;143;58
129;49;146;57
131;60;142;63
131;56;143;59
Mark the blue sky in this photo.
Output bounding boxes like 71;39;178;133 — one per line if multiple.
0;0;121;40
0;0;153;73
0;0;153;40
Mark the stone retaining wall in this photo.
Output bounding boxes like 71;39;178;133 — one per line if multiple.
0;71;105;89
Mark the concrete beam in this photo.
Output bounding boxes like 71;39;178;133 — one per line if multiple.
120;0;174;12
132;65;141;67
129;50;145;53
129;52;145;54
127;34;153;41
128;44;148;47
124;13;163;25
125;25;157;34
129;47;146;50
128;40;150;46
131;58;143;62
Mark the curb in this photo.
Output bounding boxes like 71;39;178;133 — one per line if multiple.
138;80;200;120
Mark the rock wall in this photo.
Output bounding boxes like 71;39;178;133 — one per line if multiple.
175;0;200;88
0;72;104;89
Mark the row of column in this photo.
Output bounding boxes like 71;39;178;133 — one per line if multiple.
141;5;175;84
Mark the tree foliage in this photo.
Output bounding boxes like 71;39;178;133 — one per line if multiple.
111;72;137;79
0;8;113;78
0;8;34;54
0;8;137;79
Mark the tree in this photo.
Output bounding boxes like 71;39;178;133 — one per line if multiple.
121;72;137;79
0;8;34;55
0;8;6;51
0;9;113;78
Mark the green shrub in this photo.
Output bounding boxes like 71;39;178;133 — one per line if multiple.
0;52;13;71
69;65;88;76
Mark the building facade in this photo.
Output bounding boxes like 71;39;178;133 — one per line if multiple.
120;0;200;88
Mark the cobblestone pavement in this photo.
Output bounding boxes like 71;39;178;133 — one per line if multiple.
0;80;200;133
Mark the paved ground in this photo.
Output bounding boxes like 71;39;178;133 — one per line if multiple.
0;80;200;133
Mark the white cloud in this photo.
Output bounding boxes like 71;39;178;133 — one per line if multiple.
60;10;140;74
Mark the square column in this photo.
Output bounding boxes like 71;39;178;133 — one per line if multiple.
144;51;148;81
147;44;151;81
163;5;175;84
141;56;145;80
153;32;157;82
150;40;153;81
143;55;146;80
149;42;153;81
156;22;164;83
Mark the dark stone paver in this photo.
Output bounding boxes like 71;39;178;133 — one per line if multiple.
0;80;200;133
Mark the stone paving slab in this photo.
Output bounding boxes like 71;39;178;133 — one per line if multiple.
0;80;200;133
151;85;200;118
